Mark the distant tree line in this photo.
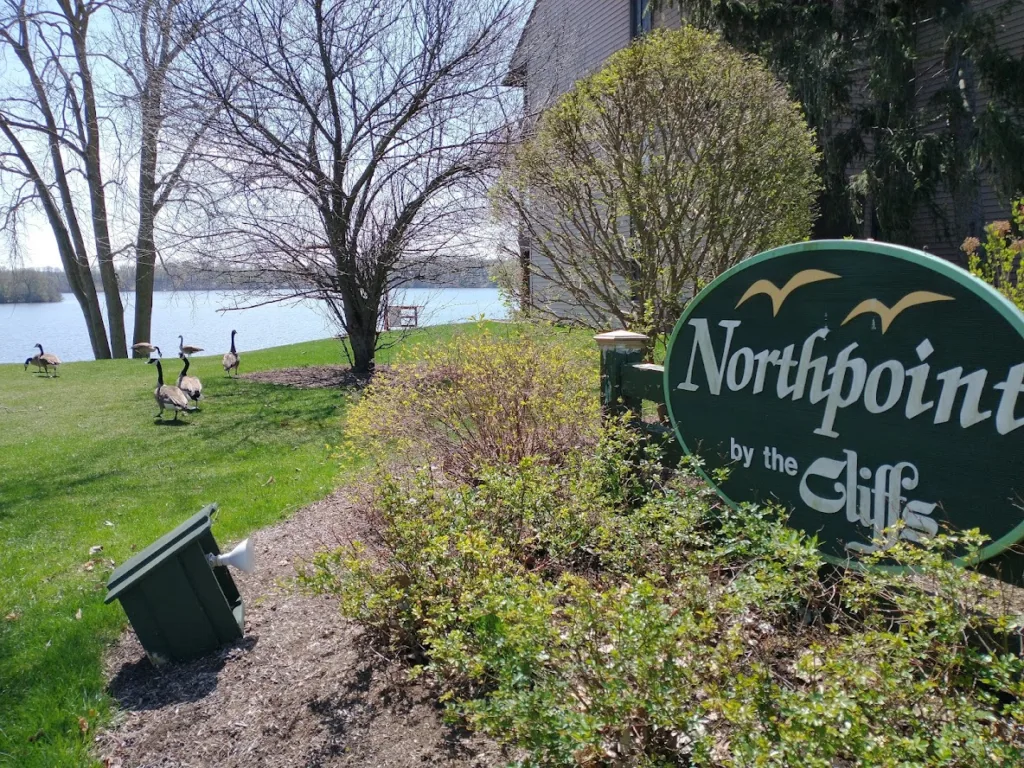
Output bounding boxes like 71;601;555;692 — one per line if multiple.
0;268;63;303
396;259;496;290
1;258;496;303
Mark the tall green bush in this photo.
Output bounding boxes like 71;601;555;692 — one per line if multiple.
493;26;820;343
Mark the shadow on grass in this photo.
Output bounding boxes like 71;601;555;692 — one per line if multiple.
152;418;193;427
0;466;123;521
107;635;258;712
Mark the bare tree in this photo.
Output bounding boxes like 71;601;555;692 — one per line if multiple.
109;0;229;355
0;0;124;357
189;0;524;375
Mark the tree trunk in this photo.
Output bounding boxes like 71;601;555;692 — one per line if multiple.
348;325;376;376
134;218;158;356
89;174;127;357
67;0;128;357
133;102;160;356
517;226;531;315
340;279;381;376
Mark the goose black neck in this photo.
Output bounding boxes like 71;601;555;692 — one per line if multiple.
154;359;164;386
35;344;43;354
230;330;237;354
180;356;190;376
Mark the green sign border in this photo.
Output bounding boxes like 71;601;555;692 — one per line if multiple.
663;239;1024;572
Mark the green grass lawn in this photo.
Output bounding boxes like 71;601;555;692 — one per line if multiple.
0;323;508;767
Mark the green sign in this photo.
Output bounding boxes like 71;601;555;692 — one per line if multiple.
664;240;1024;565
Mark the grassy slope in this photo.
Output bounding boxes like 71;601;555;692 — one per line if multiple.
0;324;491;767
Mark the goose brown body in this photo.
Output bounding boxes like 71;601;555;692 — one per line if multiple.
148;358;193;420
132;342;161;357
178;335;203;356
29;344;60;376
177;354;203;405
222;330;240;376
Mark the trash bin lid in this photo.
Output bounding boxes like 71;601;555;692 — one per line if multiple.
105;503;219;604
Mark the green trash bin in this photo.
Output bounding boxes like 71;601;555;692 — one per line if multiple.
104;503;245;665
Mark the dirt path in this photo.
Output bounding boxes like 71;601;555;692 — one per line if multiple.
95;491;508;768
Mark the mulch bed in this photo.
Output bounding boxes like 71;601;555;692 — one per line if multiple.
94;490;509;768
239;366;384;389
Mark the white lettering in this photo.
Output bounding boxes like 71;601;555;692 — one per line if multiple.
902;500;939;542
934;367;992;427
798;456;846;514
814;343;867;439
904;340;935;419
798;450;937;553
995;363;1024;435
792;328;829;401
776;344;799;399
679;319;740;395
730;437;754;468
752;349;780;394
865;360;905;414
673;318;1021;439
726;347;755;391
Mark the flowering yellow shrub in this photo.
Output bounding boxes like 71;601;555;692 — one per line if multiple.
963;198;1024;312
344;325;599;480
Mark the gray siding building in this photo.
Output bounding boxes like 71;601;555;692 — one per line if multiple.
506;0;1023;311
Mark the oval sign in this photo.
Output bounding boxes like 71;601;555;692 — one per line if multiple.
664;240;1024;566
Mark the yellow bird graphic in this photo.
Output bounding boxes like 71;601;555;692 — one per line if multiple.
841;291;954;333
735;269;842;316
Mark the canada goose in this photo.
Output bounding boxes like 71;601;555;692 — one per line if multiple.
177;353;203;407
178;335;204;356
132;342;162;358
222;330;240;376
24;354;44;374
31;344;61;377
148;358;194;421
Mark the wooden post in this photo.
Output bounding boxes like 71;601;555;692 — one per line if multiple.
594;330;648;418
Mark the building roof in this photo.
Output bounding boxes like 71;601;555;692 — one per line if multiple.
502;0;540;87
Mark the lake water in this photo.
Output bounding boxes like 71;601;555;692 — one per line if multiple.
0;288;507;364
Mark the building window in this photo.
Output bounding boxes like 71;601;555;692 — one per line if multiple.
631;0;652;38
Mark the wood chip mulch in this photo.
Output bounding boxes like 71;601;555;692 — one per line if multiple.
94;490;509;768
239;366;381;389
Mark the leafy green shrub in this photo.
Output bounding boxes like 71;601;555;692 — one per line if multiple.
963;198;1024;312
343;325;599;480
304;422;1024;766
492;26;820;341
